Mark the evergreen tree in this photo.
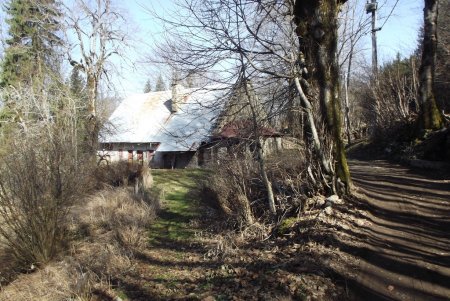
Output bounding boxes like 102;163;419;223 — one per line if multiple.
143;79;152;93
69;66;86;99
0;0;63;87
154;74;166;91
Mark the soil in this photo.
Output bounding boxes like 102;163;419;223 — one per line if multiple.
114;169;349;301
2;159;448;300
114;160;450;300
344;159;450;301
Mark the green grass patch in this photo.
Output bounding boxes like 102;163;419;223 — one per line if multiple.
149;169;207;243
278;217;299;234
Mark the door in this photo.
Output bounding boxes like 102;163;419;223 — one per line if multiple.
128;150;133;163
137;150;144;165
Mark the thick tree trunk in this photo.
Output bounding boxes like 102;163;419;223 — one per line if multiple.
418;0;444;131
294;0;351;194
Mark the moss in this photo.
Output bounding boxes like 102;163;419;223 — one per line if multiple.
115;289;129;300
278;217;299;235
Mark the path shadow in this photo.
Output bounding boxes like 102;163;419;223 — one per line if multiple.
331;160;450;301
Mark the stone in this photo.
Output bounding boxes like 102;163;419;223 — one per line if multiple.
316;196;326;207
326;194;343;205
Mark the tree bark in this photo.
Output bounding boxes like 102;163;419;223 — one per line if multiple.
256;138;276;214
85;72;99;153
294;0;351;194
418;0;444;131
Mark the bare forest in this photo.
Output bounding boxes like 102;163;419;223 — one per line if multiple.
0;0;448;300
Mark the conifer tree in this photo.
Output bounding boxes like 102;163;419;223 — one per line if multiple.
0;0;63;87
144;79;152;93
154;74;166;91
69;66;86;99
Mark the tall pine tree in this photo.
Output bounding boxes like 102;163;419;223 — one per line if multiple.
0;0;63;87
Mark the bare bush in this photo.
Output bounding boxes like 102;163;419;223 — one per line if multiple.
199;145;321;225
199;155;258;225
0;87;90;266
94;162;154;195
266;148;312;213
0;186;159;301
70;187;158;250
355;56;420;141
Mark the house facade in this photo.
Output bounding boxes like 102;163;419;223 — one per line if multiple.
99;81;284;168
99;84;227;168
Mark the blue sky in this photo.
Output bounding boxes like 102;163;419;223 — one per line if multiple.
0;0;424;96
118;0;424;96
374;0;423;62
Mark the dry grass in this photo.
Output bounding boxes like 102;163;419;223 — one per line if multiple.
0;186;159;301
71;187;157;249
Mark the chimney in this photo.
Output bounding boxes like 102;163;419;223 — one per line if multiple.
171;83;183;113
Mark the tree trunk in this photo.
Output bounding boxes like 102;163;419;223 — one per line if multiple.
86;72;99;153
418;0;444;131
294;0;351;194
344;44;354;144
256;138;276;214
294;77;332;175
241;79;277;214
344;73;351;144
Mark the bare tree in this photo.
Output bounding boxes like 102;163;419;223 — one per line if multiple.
294;0;352;193
148;0;298;213
435;0;450;114
64;0;129;153
338;0;371;143
149;0;351;201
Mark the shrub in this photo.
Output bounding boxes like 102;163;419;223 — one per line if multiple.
0;186;159;301
94;162;154;195
0;87;90;266
199;155;258;224
199;147;317;226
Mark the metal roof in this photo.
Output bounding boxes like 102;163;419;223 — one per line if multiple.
101;85;226;152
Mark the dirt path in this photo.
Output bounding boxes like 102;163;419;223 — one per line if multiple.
348;160;450;301
116;169;214;300
116;170;347;301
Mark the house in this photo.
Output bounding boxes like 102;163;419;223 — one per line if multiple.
99;81;283;168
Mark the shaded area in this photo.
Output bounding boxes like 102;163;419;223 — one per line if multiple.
342;160;450;301
115;169;345;300
112;161;450;300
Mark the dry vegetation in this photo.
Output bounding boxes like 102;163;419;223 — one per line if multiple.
198;147;327;227
0;186;159;301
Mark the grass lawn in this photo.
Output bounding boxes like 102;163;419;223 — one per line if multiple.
149;169;207;243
